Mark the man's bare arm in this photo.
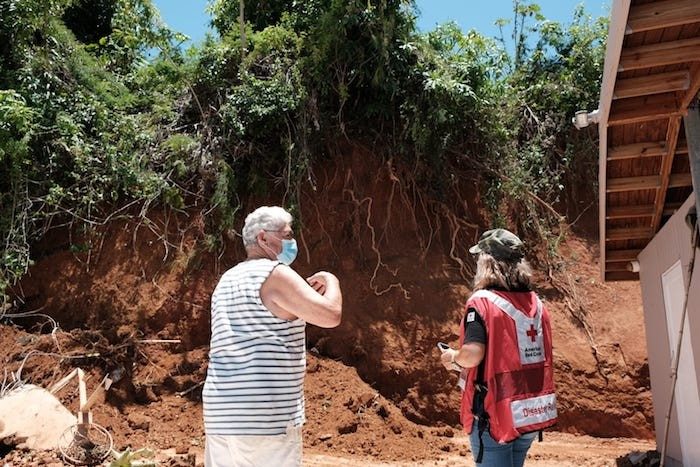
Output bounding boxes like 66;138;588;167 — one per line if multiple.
261;265;342;328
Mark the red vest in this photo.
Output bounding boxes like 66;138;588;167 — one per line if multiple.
459;289;557;443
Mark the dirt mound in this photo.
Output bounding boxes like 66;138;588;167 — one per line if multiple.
0;326;448;462
303;354;453;461
3;145;654;460
0;323;656;465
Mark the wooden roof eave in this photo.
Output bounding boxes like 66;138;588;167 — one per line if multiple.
597;0;632;282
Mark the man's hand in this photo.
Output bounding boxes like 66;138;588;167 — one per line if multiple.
306;271;338;296
261;267;342;328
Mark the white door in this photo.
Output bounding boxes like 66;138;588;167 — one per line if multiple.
662;260;700;466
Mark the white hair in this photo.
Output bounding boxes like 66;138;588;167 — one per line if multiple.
242;206;293;247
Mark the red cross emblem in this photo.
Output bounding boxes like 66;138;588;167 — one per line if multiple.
526;324;538;342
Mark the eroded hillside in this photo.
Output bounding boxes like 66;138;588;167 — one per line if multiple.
3;148;653;453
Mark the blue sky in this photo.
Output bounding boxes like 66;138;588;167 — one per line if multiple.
152;1;611;46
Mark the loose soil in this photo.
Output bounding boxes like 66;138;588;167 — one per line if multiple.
0;343;655;466
1;147;654;464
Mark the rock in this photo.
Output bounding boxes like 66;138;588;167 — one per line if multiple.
134;385;160;404
307;361;320;373
126;412;151;431
337;421;358;435
628;451;646;465
0;384;76;451
318;433;333;441
432;427;454;437
358;392;375;407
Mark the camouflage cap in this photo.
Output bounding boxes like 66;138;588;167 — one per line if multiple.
469;228;524;261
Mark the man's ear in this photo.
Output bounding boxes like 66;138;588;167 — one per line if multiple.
257;230;268;246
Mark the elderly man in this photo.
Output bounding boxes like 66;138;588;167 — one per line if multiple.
203;206;342;467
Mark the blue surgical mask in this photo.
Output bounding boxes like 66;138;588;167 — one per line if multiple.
277;239;298;265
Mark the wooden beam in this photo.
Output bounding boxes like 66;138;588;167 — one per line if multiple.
607;141;666;161
606;204;654;219
668;172;693;188
81;385;104;413
606;249;642;262
605;201;689;219
605;173;690;195
606;226;654;241
614;70;689;100
49;369;78;395
606;175;661;192
605;271;640;281
651;117;683;233
598;0;631;282
608;93;681;126
81;374;110;413
619;37;700;72
626;0;700;35
606;141;687;160
680;63;700;111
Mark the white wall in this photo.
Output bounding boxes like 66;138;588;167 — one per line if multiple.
639;193;700;467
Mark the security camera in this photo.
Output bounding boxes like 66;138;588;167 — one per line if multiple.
572;109;601;130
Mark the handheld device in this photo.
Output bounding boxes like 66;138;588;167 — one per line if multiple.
437;342;462;372
437;342;450;352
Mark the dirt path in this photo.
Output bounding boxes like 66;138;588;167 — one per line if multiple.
304;432;656;466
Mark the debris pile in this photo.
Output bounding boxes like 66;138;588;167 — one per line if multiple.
616;450;661;467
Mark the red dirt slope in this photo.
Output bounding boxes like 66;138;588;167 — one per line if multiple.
2;147;654;464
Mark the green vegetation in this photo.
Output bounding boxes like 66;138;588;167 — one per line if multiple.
0;0;607;298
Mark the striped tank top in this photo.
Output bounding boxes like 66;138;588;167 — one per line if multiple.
203;258;306;435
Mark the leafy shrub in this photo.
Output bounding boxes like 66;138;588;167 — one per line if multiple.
0;0;607;297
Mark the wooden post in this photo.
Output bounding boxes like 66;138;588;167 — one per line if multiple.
77;369;92;430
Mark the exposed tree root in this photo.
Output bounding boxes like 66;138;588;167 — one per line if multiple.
344;187;410;299
548;263;609;385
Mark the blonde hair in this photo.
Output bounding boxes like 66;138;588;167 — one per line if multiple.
473;253;532;291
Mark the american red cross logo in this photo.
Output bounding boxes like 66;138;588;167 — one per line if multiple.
526;324;538;342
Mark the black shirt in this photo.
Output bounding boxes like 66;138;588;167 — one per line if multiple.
464;307;487;344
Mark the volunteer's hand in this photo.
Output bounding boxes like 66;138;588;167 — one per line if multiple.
440;348;459;371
